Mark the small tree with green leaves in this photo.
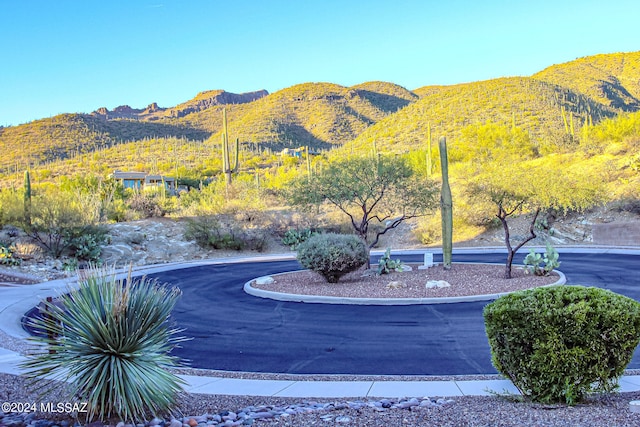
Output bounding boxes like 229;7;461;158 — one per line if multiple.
288;154;439;266
467;158;603;278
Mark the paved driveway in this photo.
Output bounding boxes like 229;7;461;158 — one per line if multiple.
149;251;640;375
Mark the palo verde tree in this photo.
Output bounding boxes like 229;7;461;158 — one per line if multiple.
288;154;439;267
467;157;603;279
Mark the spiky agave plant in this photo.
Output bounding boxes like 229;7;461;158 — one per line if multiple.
21;267;187;423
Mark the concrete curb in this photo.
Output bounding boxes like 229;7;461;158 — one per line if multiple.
244;264;567;305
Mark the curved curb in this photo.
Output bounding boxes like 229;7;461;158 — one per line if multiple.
244;264;567;305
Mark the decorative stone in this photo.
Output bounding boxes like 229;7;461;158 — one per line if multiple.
630;400;640;413
361;269;377;277
426;280;451;289
249;412;273;420
386;281;406;289
335;416;351;424
222;412;237;421
187;419;198;427
254;276;275;285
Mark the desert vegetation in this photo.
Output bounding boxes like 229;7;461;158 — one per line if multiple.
1;51;639;423
0;51;637;269
21;266;186;422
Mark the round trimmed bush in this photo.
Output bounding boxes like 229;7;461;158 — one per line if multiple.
296;233;368;283
484;285;640;404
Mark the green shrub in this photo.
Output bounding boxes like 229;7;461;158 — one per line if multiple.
184;216;267;251
297;233;368;283
484;285;640;404
21;267;187;422
24;191;98;258
68;225;109;263
0;243;21;265
281;228;318;250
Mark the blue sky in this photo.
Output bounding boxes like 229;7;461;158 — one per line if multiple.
1;0;638;127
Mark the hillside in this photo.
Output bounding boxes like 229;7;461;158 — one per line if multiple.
0;81;416;175
0;113;210;175
1;50;639;182
342;76;617;155
174;81;419;151
533;51;640;112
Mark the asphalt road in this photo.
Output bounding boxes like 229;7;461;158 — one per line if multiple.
148;251;640;376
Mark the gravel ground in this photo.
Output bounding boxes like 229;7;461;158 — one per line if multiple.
251;263;561;299
3;372;640;426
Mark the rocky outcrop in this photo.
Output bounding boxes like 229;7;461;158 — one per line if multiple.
91;90;268;121
92;104;163;120
169;89;268;118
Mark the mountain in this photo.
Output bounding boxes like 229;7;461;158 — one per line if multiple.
0;81;417;175
533;51;640;112
0;113;210;174
141;81;418;152
1;50;639;180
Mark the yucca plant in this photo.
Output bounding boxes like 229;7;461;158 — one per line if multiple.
21;266;187;422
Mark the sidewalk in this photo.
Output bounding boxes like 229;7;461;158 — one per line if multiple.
2;347;640;398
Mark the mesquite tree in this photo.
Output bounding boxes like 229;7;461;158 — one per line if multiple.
289;154;439;267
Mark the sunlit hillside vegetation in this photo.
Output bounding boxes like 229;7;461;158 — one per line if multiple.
342;76;616;157
0;81;417;176
533;51;640;112
0;113;209;175
176;81;418;151
0;51;638;250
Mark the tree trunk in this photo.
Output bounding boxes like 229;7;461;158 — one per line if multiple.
499;211;514;279
500;206;540;279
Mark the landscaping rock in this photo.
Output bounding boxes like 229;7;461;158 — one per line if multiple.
426;280;451;289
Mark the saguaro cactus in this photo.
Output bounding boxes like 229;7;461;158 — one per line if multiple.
305;146;312;182
23;170;32;227
426;123;432;177
221;107;239;186
439;136;452;270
